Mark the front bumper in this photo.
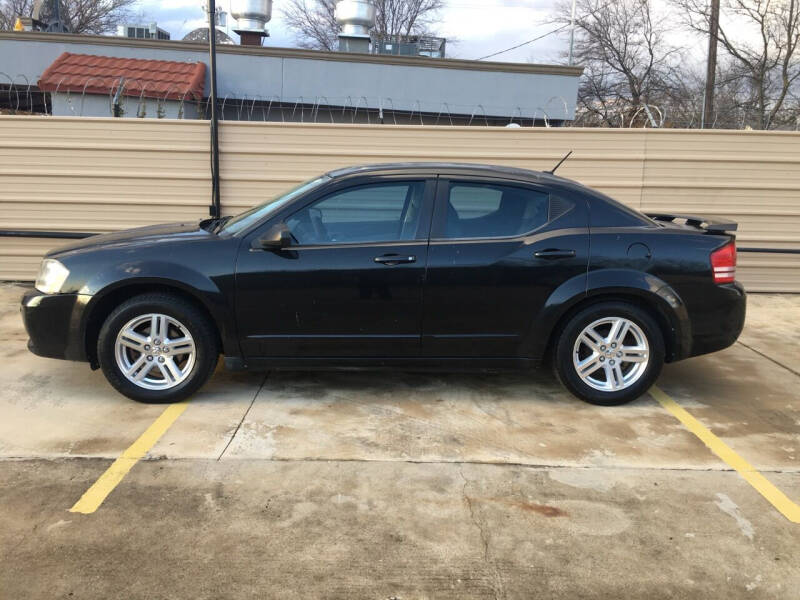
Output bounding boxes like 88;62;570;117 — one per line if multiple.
20;289;91;362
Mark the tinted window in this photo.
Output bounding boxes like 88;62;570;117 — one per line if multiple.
287;182;425;245
220;175;331;236
586;189;653;227
443;183;549;239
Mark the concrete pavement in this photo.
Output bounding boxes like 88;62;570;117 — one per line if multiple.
1;283;799;599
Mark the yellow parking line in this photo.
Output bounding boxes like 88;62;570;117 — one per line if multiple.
69;401;189;514
650;385;800;524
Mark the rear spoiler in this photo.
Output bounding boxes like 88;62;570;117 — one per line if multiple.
646;213;738;234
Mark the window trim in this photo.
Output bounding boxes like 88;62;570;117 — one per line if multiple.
283;178;434;247
431;177;553;242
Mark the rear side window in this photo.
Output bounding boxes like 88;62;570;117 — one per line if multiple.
443;182;549;239
586;190;653;227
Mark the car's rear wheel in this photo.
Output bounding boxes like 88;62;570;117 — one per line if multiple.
97;293;218;403
554;301;664;405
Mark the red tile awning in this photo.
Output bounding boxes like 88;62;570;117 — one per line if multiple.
37;52;206;101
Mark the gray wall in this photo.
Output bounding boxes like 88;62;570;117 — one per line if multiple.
50;93;198;119
0;33;580;121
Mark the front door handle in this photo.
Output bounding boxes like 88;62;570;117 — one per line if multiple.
374;254;416;265
534;249;576;259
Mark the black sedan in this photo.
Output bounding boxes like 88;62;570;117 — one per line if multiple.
21;163;746;405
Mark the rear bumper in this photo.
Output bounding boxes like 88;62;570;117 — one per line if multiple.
688;281;746;358
20;289;91;362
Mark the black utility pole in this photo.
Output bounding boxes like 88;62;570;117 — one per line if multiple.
207;0;222;217
702;0;721;129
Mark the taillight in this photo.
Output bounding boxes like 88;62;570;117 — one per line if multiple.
711;242;736;284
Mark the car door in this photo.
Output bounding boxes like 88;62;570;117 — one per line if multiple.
422;177;589;359
235;176;435;360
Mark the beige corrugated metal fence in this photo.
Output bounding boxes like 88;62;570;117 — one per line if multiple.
1;116;799;291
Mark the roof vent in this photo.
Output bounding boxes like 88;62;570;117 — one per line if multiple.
231;0;272;46
335;0;376;53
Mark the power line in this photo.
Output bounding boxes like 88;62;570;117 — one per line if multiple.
476;0;621;62
476;23;570;61
446;2;543;8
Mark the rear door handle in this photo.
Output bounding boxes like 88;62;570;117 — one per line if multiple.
534;249;576;259
374;254;416;265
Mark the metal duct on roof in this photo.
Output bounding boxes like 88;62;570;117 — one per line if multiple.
231;0;273;33
335;0;376;38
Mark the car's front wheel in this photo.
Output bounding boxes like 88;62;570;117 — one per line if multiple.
97;293;218;403
554;301;665;405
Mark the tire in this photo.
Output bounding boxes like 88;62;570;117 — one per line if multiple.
97;293;219;403
553;301;665;406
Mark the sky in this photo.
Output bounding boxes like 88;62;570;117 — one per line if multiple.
133;0;598;64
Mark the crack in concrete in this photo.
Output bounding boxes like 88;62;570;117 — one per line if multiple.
737;340;800;378
3;455;800;475
459;464;507;600
347;398;533;462
470;397;523;430
216;374;267;461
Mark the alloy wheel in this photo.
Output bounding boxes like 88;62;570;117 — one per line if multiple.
114;313;196;390
572;316;650;392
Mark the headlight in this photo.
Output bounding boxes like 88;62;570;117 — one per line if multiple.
35;259;70;294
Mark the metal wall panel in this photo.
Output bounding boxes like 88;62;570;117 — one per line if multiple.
1;116;797;291
639;130;800;292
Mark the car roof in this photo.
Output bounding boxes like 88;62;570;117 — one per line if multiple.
326;162;580;187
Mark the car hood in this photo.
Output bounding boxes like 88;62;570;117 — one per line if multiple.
46;222;212;258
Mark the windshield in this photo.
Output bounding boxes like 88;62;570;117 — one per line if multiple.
219;175;331;235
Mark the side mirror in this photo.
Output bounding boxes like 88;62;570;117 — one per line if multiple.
252;223;292;250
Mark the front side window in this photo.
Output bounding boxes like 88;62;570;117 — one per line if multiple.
443;182;550;239
220;175;331;236
287;182;425;245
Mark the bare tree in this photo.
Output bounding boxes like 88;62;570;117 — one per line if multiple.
372;0;444;42
555;0;684;127
674;0;800;129
654;59;752;128
282;0;339;51
282;0;444;51
0;0;30;29
0;0;136;34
